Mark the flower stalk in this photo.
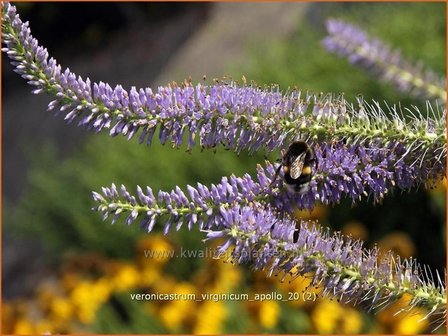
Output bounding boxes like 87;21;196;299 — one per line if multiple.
95;178;447;323
2;3;446;157
202;204;446;323
94;136;446;230
323;19;447;102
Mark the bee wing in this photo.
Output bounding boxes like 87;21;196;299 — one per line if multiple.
290;153;306;179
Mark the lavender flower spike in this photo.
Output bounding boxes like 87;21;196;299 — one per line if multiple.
94;138;446;232
204;204;446;325
93;170;272;234
323;19;446;102
94;182;447;323
2;3;446;157
94;168;446;323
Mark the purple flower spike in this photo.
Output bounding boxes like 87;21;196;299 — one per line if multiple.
203;204;446;324
286;140;447;209
93;137;446;229
323;19;446;102
93;171;272;234
2;3;446;157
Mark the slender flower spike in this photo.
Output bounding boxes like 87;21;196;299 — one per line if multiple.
93;170;272;234
93;139;446;232
203;204;446;326
2;3;446;158
323;19;447;102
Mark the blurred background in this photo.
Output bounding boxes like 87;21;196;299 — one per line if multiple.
2;2;446;334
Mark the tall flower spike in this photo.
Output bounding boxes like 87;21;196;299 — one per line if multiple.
323;19;447;102
203;204;446;326
93;170;273;234
93;141;446;232
2;3;446;157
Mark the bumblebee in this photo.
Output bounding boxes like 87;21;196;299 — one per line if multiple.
271;141;318;194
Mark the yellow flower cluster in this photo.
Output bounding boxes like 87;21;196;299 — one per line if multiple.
2;231;438;334
376;293;430;335
2;235;242;334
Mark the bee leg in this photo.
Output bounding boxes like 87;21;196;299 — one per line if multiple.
270;223;276;235
293;228;299;243
269;165;282;187
308;155;318;170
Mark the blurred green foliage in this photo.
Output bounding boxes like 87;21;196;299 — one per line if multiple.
93;293;166;334
8;135;262;260
233;2;445;107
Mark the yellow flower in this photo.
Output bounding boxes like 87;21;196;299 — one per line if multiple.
377;232;415;259
139;264;161;287
13;318;35;334
92;278;112;303
50;296;74;321
70;280;110;324
111;263;140;291
193;301;227;335
377;293;429;334
152;276;177;294
258;300;280;329
77;304;97;324
70;281;94;307
312;299;343;333
173;282;196;310
156;281;197;331
311;299;362;334
276;273;321;308
136;234;173;266
341;220;369;241
159;303;184;332
193;249;242;294
173;282;196;300
294;204;328;220
394;310;428;335
213;262;242;292
341;308;363;334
